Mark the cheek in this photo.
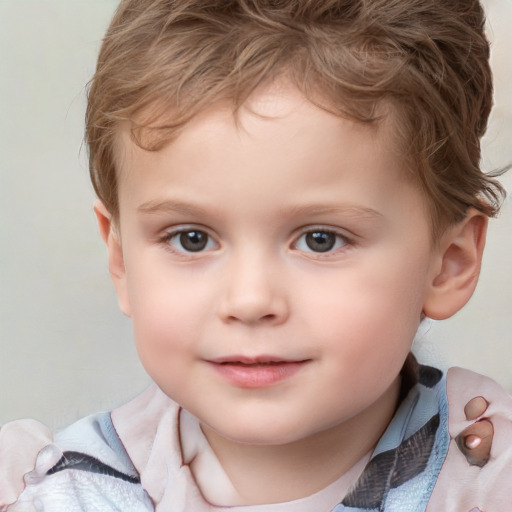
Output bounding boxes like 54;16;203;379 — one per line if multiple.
125;262;207;363
303;254;430;358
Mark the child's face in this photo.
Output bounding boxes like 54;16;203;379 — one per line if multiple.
112;83;440;446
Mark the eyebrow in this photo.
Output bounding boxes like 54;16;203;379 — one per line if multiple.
138;199;210;217
138;199;383;222
282;204;384;221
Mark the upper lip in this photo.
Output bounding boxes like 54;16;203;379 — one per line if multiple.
208;355;308;365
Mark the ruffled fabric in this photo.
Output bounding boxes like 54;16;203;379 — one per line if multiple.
4;413;152;512
427;368;512;511
0;419;53;510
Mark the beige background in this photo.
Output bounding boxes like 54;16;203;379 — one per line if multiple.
0;0;511;429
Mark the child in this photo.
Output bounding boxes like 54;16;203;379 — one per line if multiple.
1;0;511;510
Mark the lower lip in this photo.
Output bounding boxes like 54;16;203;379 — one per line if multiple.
209;361;308;388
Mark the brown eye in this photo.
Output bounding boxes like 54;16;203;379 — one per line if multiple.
305;232;336;252
167;229;217;253
295;230;348;254
179;231;208;251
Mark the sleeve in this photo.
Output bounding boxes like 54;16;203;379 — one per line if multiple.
427;367;512;511
0;419;54;511
6;456;154;512
3;413;154;512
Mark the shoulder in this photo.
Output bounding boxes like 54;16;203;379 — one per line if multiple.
427;367;512;511
6;410;154;512
0;419;53;509
340;361;512;512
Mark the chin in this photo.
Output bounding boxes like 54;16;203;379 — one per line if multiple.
207;418;319;447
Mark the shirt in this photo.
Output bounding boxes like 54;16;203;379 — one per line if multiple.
4;357;512;511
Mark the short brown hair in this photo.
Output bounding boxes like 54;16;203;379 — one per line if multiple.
86;0;505;233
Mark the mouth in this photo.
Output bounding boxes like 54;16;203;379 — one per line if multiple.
210;355;303;364
207;356;310;388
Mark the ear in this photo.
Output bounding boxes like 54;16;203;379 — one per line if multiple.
93;201;131;317
423;210;488;320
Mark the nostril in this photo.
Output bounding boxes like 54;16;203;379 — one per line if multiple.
226;313;277;324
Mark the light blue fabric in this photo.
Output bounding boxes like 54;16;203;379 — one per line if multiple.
53;411;139;479
7;413;154;512
337;366;449;511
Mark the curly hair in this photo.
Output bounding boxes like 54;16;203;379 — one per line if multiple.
86;0;505;234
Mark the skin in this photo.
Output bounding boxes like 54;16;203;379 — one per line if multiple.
96;82;487;505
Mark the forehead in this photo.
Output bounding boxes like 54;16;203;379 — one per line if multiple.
114;81;422;216
117;81;404;162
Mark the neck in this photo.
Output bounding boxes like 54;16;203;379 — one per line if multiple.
200;376;401;505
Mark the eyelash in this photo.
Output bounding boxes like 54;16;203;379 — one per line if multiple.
160;227;218;255
293;228;352;257
158;226;353;257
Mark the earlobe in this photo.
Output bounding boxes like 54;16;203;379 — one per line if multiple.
93;201;131;317
423;210;487;320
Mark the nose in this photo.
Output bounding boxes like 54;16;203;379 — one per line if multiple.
217;252;289;326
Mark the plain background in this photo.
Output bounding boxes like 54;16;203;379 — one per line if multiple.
1;0;511;429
